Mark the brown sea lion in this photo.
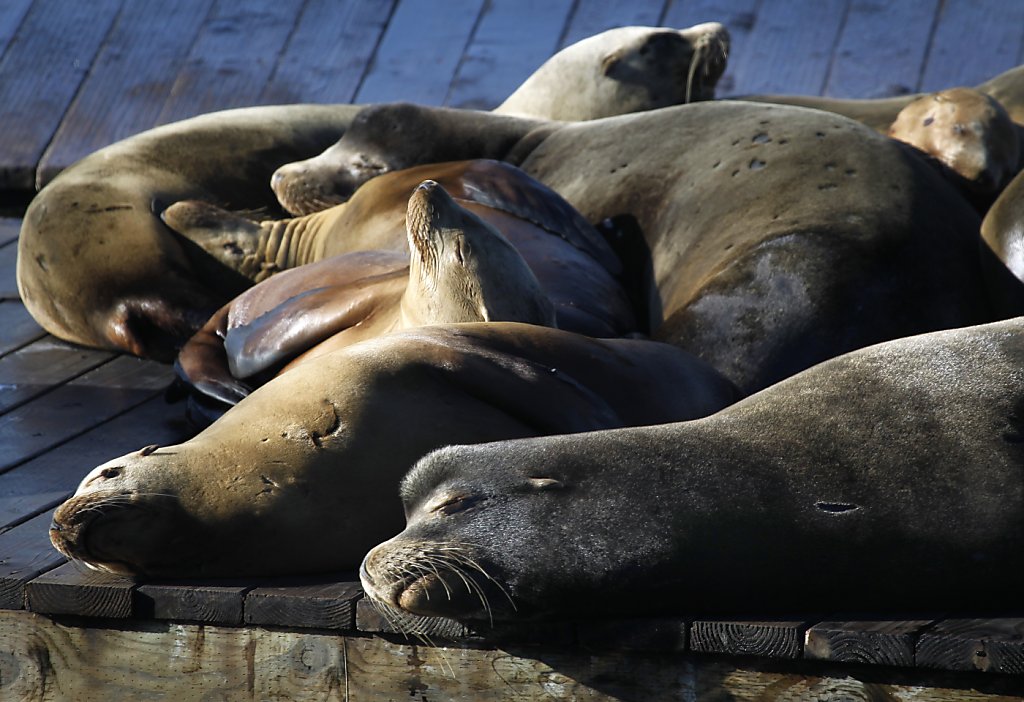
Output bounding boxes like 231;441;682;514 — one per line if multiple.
362;317;1024;623
17;104;362;360
175;178;559;410
888;87;1021;203
50;323;739;578
271;23;730;215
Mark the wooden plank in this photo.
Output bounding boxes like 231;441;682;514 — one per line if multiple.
36;0;216;187
661;0;760;97
244;579;362;630
0;337;114;416
576;617;688;652
0;0;123;190
0;302;46;357
804;619;934;667
2;610;1023;701
0;355;173;474
260;0;396;104
445;0;575;111
0;510;65;610
0;393;191;530
135;581;250;625
559;0;667;49
0;0;32;62
917;619;1024;675
824;0;939;98
0;235;18;300
354;597;471;640
26;560;136;618
690;620;807;659
354;0;485;106
720;0;849;96
0;217;19;247
156;0;307;125
921;0;1024;92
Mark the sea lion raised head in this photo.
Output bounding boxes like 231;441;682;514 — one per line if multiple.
888;87;1021;201
51;322;738;577
496;23;730;121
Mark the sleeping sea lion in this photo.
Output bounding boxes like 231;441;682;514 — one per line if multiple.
361;317;1024;623
50;323;739;578
17;104;361;360
175;178;557;411
271;23;730;215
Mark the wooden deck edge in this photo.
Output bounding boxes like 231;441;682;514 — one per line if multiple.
2;610;1022;701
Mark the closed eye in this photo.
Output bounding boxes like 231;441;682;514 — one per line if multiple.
431;493;484;515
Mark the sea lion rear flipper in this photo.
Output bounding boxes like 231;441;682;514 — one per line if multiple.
161;201;265;279
451;160;623;276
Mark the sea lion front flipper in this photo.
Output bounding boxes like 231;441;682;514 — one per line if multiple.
161;201;267;280
175;306;253;407
447;160;623;276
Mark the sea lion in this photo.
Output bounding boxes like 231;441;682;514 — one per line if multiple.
17;104;361;360
888;87;1021;204
514;101;994;392
980;167;1024;315
361;317;1024;623
271;23;730;215
50;323;739;578
743;64;1024;135
175;178;559;411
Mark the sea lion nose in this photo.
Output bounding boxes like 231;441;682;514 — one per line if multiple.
271;169;285;188
415;180;439;193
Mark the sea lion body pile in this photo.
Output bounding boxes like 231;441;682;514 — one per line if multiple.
18;23;1024;622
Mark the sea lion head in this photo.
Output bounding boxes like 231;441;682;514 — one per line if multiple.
401;180;556;327
496;23;730;122
888;87;1021;198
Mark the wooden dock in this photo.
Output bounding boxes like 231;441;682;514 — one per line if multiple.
1;0;1024;699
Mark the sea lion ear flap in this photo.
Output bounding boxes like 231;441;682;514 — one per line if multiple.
601;49;624;77
528;477;564;491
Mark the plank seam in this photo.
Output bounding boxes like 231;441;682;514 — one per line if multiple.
0;349;117;419
441;0;491;108
0;494;69;536
349;0;401;103
554;0;582;51
0;2;32;68
914;0;946;92
255;0;311;103
817;0;853;97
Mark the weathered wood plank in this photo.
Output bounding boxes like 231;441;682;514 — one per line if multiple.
0;510;65;610
156;0;307;125
36;0;216;187
0;393;191;530
2;611;1023;701
0;0;32;63
661;0;760;97
824;0;939;98
0;235;18;300
559;0;667;49
244;579;362;630
354;597;471;641
690;620;807;659
26;561;136;618
0;337;114;415
135;581;250;625
804;619;934;667
917;619;1024;675
0;0;123;190
261;0;396;104
354;0;485;105
721;0;849;96
0;302;46;357
446;0;575;111
0;217;19;247
921;0;1024;92
0;355;174;473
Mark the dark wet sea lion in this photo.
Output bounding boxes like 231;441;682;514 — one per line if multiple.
50;322;738;578
361;317;1024;623
17;104;361;360
515;101;993;392
271;23;730;215
175;179;558;410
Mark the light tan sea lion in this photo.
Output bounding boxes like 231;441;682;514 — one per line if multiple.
981;167;1024;315
50;323;739;578
362;317;1024;623
888;87;1021;203
17;104;361;360
271;23;730;214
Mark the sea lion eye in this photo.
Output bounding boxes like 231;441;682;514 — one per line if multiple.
431;493;483;515
527;477;563;490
